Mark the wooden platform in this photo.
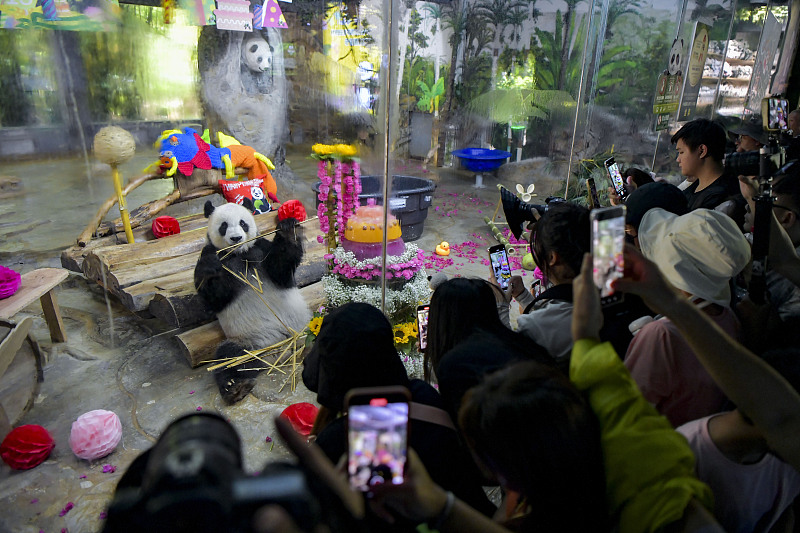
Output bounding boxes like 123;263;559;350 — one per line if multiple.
0;268;69;435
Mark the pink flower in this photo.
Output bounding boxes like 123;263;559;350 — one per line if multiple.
102;464;116;473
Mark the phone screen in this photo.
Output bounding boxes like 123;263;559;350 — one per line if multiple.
767;98;788;131
416;305;430;350
605;159;626;199
591;206;626;303
348;396;409;492
489;246;511;290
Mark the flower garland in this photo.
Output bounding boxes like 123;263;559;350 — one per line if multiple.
326;244;425;281
321;270;431;318
312;144;361;253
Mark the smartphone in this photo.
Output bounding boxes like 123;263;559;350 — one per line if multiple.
416;304;430;351
488;244;512;290
586;177;600;209
346;386;411;492
762;97;789;132
590;206;626;305
604;157;627;201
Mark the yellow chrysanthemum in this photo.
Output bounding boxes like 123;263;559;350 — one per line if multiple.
392;322;418;345
308;316;324;336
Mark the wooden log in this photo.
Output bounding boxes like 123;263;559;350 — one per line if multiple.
176;282;326;368
62;212;212;273
148;238;328;327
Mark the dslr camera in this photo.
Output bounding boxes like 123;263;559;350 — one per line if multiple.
102;413;324;533
724;97;790;178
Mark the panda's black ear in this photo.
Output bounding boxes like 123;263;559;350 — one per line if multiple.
242;197;255;213
204;200;215;218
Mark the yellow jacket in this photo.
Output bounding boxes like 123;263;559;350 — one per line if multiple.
570;339;714;533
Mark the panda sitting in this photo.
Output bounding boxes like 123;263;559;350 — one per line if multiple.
194;198;311;403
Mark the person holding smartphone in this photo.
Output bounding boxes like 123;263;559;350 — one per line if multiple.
300;302;495;529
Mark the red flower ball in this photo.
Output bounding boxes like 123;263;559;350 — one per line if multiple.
280;402;318;436
278;200;307;223
152;216;180;239
1;425;55;470
0;265;21;300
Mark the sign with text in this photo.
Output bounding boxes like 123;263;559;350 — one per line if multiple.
678;21;710;122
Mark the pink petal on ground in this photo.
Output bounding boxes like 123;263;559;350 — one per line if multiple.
59;502;74;517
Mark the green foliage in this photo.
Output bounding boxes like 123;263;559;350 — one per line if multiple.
467;54;574;125
406;9;430;63
416;77;445;113
564;148;615;207
533;10;587;94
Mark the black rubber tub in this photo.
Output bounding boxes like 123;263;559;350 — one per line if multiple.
312;175;436;241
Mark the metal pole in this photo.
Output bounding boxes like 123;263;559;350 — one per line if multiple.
380;0;395;314
564;1;598;198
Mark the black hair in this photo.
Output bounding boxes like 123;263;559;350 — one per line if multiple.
623;167;654;188
670;118;727;162
424;278;547;381
531;202;590;283
459;361;609;533
773;168;800;211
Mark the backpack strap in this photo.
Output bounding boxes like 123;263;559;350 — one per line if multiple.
409;402;457;431
523;284;574;314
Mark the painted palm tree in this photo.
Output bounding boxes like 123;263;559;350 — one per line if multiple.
421;2;442;38
506;6;530;64
558;0;586;91
475;0;526;88
441;0;470;117
605;0;643;40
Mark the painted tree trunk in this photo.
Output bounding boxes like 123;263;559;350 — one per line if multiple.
197;28;288;175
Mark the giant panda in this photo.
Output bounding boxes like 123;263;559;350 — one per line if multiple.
194;198;311;403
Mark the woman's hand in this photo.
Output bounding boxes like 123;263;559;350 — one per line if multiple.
571;254;603;342
611;245;683;316
368;448;448;524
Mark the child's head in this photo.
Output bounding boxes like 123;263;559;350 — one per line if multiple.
531;202;590;284
459;361;608;532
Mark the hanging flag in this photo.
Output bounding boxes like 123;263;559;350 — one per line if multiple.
252;2;262;29
214;0;253;31
260;0;286;28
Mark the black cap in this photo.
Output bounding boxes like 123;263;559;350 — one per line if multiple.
729;116;769;146
302;302;409;412
625;182;688;231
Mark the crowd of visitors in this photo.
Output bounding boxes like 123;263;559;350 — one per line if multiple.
253;116;800;532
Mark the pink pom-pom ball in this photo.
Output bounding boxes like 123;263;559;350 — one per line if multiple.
69;410;122;460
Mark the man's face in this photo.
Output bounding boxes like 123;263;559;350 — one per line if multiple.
788;112;800;135
675;139;703;178
736;135;762;153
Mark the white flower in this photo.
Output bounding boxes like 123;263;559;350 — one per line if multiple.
515;183;536;202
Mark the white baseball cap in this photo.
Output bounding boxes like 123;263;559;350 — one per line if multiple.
638;208;750;306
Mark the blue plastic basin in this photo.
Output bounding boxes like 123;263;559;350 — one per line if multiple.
451;148;512;172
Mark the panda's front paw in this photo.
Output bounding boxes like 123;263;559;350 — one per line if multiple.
277;218;303;242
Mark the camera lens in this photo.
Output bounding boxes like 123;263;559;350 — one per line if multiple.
724;150;761;176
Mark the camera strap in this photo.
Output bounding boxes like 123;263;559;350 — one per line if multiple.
409;402;456;431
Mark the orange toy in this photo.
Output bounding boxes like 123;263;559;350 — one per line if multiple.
227;144;277;199
435;242;450;256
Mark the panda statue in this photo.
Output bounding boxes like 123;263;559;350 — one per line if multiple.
194;198;311;403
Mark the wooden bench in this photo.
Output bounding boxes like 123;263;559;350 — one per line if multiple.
0;268;69;434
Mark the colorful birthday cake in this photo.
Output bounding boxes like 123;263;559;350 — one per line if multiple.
322;201;429;317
